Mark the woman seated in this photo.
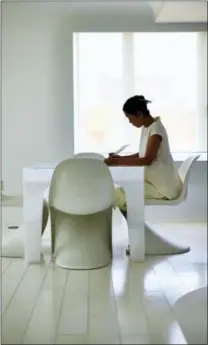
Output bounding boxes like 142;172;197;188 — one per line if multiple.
104;95;182;218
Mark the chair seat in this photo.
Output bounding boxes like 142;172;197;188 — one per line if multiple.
145;196;182;206
145;155;199;206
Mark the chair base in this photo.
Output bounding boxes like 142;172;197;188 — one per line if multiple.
52;207;113;270
145;222;190;255
126;222;190;256
56;258;112;270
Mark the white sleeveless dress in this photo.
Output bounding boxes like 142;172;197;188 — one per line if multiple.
115;117;182;210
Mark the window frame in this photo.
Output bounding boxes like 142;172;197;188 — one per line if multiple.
73;31;207;155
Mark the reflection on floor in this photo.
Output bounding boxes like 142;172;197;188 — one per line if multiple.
1;207;207;344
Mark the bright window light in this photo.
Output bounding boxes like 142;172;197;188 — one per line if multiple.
73;32;207;154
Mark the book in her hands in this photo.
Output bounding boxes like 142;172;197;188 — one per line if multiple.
112;144;129;155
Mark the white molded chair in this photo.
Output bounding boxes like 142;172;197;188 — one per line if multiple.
145;155;200;206
43;152;105;202
42;152;105;233
48;157;115;270
74;151;121;190
173;286;207;344
144;155;200;255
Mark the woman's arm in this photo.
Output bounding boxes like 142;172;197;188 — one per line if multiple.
105;135;162;166
122;153;139;158
106;156;149;166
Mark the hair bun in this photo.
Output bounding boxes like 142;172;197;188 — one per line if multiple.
135;95;151;104
137;95;145;100
123;95;151;115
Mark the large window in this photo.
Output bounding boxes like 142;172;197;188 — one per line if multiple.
73;32;207;154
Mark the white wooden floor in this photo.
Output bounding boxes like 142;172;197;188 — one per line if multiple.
1;208;207;344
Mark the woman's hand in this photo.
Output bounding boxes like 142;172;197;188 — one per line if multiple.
104;153;121;165
104;156;119;166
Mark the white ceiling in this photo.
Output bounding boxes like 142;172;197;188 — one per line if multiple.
155;1;207;23
3;0;208;22
60;1;152;15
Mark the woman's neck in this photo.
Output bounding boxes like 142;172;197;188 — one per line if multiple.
143;115;155;127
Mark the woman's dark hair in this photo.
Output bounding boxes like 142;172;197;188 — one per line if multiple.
123;95;151;116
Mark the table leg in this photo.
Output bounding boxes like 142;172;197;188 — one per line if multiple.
123;182;145;261
23;180;47;263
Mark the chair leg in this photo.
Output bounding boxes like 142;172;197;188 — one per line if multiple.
53;209;112;270
123;209;190;256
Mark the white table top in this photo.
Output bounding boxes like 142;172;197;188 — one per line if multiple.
23;164;144;183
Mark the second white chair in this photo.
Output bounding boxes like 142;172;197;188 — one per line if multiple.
48;157;115;269
144;155;200;255
42;152;106;235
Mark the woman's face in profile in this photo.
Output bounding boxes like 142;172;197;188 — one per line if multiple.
125;112;144;128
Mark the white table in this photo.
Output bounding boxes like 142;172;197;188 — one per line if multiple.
23;164;144;264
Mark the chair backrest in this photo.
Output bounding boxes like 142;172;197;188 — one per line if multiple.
49;157;114;215
75;152;105;160
178;155;200;200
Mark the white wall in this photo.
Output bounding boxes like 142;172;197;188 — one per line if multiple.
2;3;74;194
2;2;207;222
